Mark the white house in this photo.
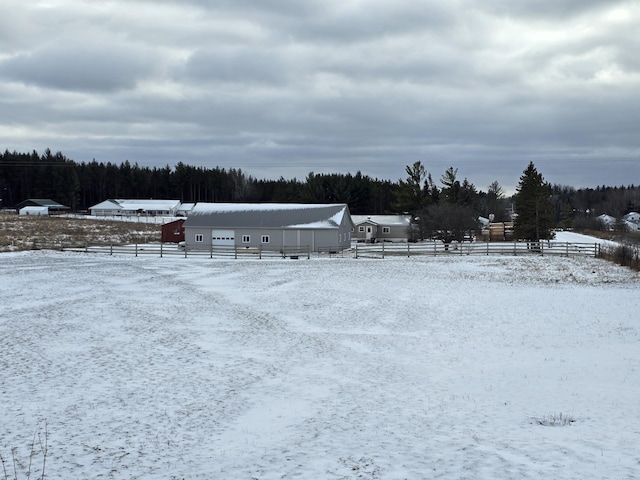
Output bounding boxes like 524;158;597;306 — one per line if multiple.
597;214;617;231
622;212;640;232
623;212;640;223
89;199;181;217
351;214;412;243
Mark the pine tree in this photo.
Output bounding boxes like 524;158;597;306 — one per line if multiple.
393;161;430;214
514;162;555;241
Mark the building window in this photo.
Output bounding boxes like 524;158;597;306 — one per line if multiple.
382;227;391;234
242;235;251;243
195;234;204;242
261;235;270;244
359;226;365;232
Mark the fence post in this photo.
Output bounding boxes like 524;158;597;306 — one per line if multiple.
135;244;138;257
110;244;113;256
355;243;358;259
160;242;163;258
486;242;489;256
514;241;517;256
381;241;385;259
566;242;569;257
407;242;410;257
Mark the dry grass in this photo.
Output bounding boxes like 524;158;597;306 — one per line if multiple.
0;214;161;252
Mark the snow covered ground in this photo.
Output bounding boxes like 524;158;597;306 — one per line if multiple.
1;249;639;479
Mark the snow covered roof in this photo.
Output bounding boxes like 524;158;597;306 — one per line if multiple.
351;214;411;226
17;199;69;210
597;214;616;225
177;203;195;212
90;200;121;210
623;212;640;223
114;199;180;211
90;199;181;211
184;203;351;229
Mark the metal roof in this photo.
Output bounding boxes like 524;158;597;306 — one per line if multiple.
18;199;69;209
183;203;351;229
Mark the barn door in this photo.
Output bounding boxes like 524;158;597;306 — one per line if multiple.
211;230;235;247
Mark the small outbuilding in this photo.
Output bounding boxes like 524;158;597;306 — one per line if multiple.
351;214;412;243
19;206;49;216
182;203;353;253
161;219;186;243
16;199;69;213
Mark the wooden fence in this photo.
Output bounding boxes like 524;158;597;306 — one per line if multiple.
353;241;600;259
60;243;313;259
50;240;601;260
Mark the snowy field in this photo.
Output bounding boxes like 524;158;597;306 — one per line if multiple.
1;247;640;479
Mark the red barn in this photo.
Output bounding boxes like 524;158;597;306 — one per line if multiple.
161;219;185;243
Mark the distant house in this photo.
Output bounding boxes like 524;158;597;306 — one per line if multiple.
623;212;640;223
597;214;617;231
176;203;195;217
623;212;640;232
351;215;412;243
16;199;69;213
19;206;49;216
182;203;353;253
161;219;186;243
89;199;181;217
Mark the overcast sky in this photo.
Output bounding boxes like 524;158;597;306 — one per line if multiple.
1;0;638;193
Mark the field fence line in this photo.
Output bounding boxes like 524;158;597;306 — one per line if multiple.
48;240;602;260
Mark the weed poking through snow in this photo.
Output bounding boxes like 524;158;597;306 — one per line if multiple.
532;413;575;426
0;421;48;480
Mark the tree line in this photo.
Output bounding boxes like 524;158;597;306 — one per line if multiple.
1;149;639;235
0;149;398;214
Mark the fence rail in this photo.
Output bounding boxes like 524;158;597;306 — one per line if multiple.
59;242;313;259
48;240;602;260
353;241;600;259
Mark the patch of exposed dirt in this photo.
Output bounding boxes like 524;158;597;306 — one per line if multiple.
0;214;161;252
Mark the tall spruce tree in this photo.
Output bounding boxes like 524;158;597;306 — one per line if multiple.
393;161;430;214
514;162;555;241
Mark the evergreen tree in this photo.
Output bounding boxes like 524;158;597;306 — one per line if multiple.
393;161;430;214
514;162;554;241
440;166;459;204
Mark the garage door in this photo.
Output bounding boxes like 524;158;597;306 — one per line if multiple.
211;229;235;246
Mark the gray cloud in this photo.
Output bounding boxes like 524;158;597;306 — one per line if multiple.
0;0;638;192
1;36;161;92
